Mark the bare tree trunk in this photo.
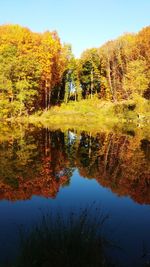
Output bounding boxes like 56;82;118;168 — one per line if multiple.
107;60;116;102
91;69;94;99
57;87;60;104
48;89;51;109
74;89;77;101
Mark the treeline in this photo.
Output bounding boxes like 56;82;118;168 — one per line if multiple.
79;28;150;102
0;24;150;117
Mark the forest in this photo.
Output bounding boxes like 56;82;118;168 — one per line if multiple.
0;24;150;118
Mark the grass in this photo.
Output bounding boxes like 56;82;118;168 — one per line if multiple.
5;205;150;267
12;205;116;267
27;99;120;131
4;97;149;139
18;98;148;139
26;97;149;127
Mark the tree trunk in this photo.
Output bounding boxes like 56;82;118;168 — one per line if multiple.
57;87;61;104
107;59;116;102
48;89;51;109
74;89;77;101
91;69;94;98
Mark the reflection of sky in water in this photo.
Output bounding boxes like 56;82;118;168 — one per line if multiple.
0;169;150;266
0;128;149;266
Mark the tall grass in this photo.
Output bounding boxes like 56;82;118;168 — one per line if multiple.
14;205;116;267
1;205;150;267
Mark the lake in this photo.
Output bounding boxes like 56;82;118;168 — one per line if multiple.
0;124;150;266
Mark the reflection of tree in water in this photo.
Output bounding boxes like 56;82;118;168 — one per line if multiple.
0;127;149;204
75;131;104;177
76;131;150;204
0;128;72;201
141;139;150;161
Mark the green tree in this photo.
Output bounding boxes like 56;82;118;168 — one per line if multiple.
79;48;101;99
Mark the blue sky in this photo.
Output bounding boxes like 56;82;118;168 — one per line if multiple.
0;0;150;57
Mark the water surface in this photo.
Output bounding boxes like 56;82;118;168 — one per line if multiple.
0;125;150;266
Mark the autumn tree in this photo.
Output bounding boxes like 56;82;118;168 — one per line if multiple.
0;25;41;116
0;24;68;115
123;59;149;98
39;31;66;109
0;23;150;117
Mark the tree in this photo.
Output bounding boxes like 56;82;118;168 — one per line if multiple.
79;48;101;99
61;44;80;103
123;59;149;98
39;31;66;109
0;24;68;116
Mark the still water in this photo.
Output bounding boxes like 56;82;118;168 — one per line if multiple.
0;125;150;266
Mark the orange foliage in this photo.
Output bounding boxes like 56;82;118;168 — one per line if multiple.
0;129;149;205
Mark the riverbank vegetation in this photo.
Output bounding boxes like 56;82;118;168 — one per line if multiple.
14;207;115;267
3;207;150;267
28;96;149;127
0;24;149;121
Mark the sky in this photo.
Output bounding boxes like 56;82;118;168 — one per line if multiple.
0;0;150;57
